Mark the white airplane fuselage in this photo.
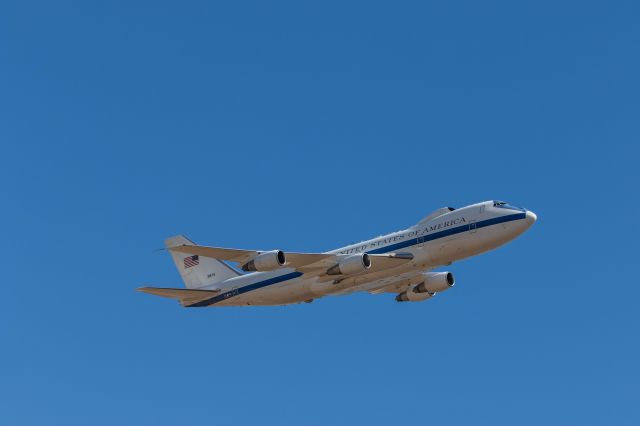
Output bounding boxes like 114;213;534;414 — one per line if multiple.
187;200;536;307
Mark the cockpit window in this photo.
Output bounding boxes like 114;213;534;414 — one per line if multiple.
493;200;525;212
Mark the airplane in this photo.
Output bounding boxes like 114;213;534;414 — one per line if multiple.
139;200;536;307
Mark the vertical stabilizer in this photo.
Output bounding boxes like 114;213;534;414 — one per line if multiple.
165;235;240;289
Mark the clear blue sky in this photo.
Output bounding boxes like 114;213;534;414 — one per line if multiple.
2;1;639;425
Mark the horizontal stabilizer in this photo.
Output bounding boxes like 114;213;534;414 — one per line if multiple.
138;287;220;304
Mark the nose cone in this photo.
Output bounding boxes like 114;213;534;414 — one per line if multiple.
525;210;537;225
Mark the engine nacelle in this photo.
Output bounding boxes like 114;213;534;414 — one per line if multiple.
414;272;455;293
241;250;286;272
396;287;435;302
326;253;371;275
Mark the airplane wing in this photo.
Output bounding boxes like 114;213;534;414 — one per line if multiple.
169;244;333;269
366;253;414;271
300;252;414;281
168;243;413;278
366;270;426;294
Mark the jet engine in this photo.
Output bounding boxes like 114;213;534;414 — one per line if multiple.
241;250;286;272
396;287;435;302
413;272;455;293
396;272;454;302
326;253;371;275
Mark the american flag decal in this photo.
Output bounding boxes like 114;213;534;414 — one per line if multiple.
183;255;199;269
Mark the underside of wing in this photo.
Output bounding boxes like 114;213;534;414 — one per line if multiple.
367;271;426;294
310;252;414;282
368;253;414;271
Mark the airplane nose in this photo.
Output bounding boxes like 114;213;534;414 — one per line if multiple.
525;210;537;224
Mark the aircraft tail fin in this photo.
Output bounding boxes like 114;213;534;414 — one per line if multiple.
165;235;241;289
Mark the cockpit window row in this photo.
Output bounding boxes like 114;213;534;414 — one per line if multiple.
492;200;526;212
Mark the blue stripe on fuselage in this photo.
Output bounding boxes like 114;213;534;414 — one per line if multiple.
186;212;526;307
368;212;525;254
187;271;304;307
